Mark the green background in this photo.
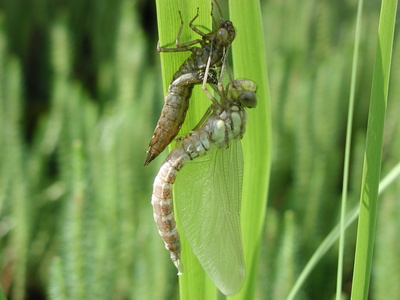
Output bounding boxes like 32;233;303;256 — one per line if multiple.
0;0;399;299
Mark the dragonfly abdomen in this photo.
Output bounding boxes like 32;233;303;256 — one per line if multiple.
151;108;246;275
152;154;190;274
144;85;193;166
151;130;214;275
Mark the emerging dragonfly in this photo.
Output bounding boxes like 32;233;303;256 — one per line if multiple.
144;2;236;166
151;78;257;295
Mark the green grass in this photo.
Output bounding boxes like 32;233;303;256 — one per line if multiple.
351;0;397;298
0;0;399;299
229;0;271;298
336;0;363;297
286;162;400;300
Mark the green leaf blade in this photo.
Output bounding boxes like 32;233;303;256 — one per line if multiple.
351;0;398;298
155;1;215;299
230;0;271;298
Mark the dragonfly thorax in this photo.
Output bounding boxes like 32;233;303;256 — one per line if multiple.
181;131;210;160
211;106;245;148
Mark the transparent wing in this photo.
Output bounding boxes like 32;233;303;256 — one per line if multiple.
174;140;245;296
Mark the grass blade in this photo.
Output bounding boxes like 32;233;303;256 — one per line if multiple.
336;0;364;298
351;0;397;298
230;0;271;298
287;162;400;300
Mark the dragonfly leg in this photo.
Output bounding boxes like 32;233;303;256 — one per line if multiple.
219;47;227;82
202;84;219;106
174;11;186;46
174;39;204;49
210;2;217;28
213;0;224;24
157;40;204;52
217;80;225;97
218;45;233;83
201;47;219;106
175;10;204;48
157;41;193;53
202;50;212;88
157;11;203;52
189;7;208;37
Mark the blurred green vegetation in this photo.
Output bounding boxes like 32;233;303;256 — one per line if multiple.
0;0;398;299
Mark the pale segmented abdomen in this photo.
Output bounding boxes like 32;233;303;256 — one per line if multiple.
151;130;210;274
151;104;247;274
151;151;188;274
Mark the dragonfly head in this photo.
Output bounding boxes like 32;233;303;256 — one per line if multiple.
215;21;236;46
227;79;258;108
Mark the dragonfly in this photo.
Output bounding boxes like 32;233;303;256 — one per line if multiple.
151;78;257;296
144;1;237;166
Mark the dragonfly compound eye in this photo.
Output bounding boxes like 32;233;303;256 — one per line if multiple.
238;91;257;108
217;28;229;43
217;21;236;45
